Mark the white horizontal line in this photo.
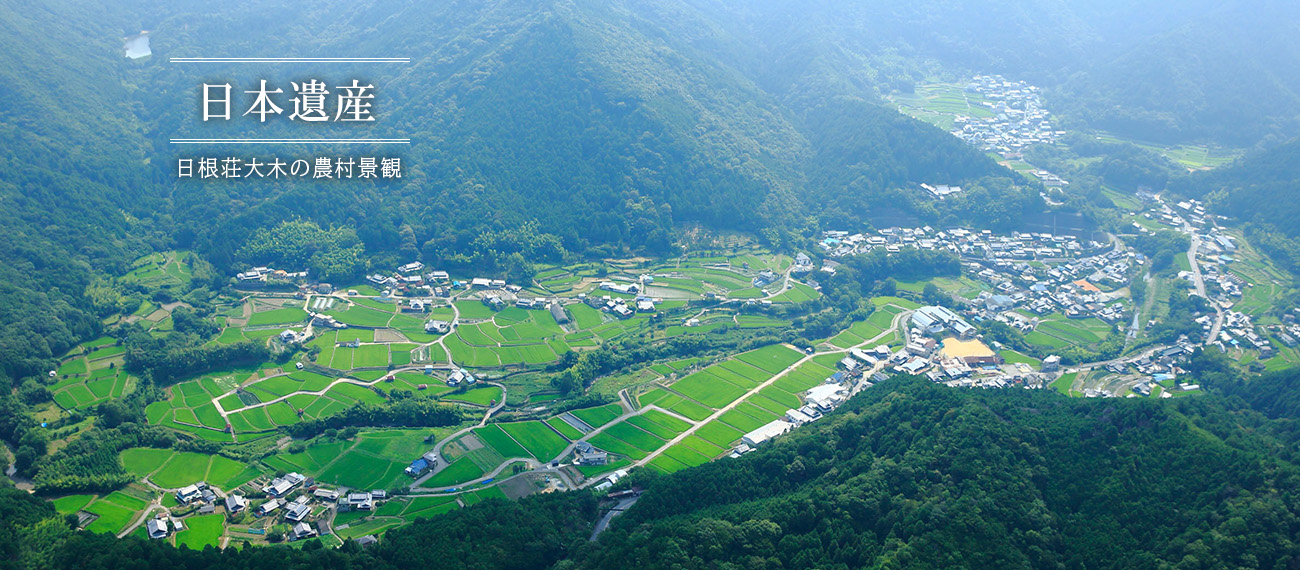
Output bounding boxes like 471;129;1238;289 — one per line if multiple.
170;57;409;63
170;138;410;144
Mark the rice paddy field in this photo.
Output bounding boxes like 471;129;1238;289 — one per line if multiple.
120;251;194;290
120;448;264;490
890;82;996;131
174;513;225;549
1021;312;1114;349
263;429;435;490
246;307;309;327
49;367;135;411
442;305;653;368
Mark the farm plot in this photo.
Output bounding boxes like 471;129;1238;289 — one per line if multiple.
175;513;225;549
666;398;712;421
570;404;622;428
735;345;803;374
263;431;432;491
247;307;308;327
498;421;570;461
587;432;648;460
52;369;133;410
324;305;393;328
774;361;837;393
426;458;486;487
83;499;137;534
473;424;531;459
670;370;748;408
769;282;820;303
442;386;503;406
662;444;711;468
545;417;585;440
602;421;667;452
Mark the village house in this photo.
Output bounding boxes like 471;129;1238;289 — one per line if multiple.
147;518;169;539
225;494;247;513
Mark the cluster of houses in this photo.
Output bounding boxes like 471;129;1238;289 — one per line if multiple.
819;227;1097;262
969;253;1135;327
832;223;1138;335
952;76;1063;160
1120;344;1200;397
830;309;1059;390
236;266;309;283
1212;310;1276;358
361;262;464;298
919;183;965;200
731;367;885;458
808;225;1144;334
581;292;656;319
248;472;392;541
146;473;325;542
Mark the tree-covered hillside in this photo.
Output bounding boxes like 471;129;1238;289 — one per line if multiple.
1169;138;1300;271
0;0;164;380
2;0;1299;382
0;0;1010;380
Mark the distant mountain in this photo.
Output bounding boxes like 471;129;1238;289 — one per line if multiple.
121;0;1009;264
1169;137;1300;271
672;0;1300;145
1173;137;1300;233
2;0;1297;376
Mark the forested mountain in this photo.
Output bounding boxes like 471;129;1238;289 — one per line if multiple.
0;0;1008;380
2;0;1299;380
1169;138;1300;271
1173;137;1300;236
0;1;164;379
669;0;1300;145
8;376;1300;569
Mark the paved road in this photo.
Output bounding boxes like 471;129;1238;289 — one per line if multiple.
590;495;639;541
1185;225;1208;298
1182;222;1228;343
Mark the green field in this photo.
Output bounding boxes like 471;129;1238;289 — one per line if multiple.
53;495;96;515
121;448;176;477
571;404;622;428
545;417;585;440
587;432;648;460
247;307;308;327
499;421;570;461
473;424;531;459
174;513;224;549
735;345;803;374
667;398;712;421
1000;350;1042;367
443;386;503;406
150;452;214;488
84;500;136;534
603;421;667;452
1051;372;1079;396
427;458;485;487
671;371;748;408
